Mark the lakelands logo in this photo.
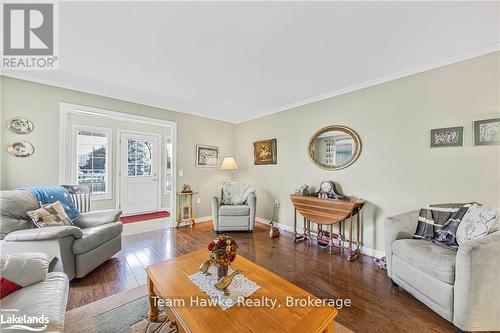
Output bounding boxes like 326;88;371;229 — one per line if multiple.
1;1;59;70
1;309;49;331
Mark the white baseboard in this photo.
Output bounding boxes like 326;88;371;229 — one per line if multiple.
255;217;385;258
194;216;212;223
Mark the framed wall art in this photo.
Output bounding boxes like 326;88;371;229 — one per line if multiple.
253;139;277;165
474;118;500;146
195;144;219;167
430;126;463;148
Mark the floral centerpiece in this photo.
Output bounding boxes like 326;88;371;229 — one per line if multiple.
208;235;238;279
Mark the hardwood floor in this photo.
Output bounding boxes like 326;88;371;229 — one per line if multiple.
68;222;455;333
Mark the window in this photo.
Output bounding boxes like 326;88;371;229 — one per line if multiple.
165;138;172;193
74;126;112;198
127;139;153;176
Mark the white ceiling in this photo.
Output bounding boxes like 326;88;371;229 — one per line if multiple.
4;1;499;123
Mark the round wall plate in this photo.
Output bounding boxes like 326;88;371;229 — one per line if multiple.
6;117;34;134
7;141;35;157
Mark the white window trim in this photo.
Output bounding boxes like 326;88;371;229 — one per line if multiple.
71;124;113;200
164;135;172;195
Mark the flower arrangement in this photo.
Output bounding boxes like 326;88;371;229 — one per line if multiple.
208;235;238;267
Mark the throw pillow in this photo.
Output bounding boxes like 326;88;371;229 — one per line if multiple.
456;205;497;246
26;201;72;228
0;253;50;288
0;277;22;299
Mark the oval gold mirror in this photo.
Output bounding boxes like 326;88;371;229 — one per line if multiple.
308;125;361;170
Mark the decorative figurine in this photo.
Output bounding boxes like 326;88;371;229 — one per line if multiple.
214;270;242;296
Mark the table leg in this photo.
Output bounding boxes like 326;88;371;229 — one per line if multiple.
328;224;333;254
147;276;159;321
293;208;297;241
339;221;344;254
306;220;312;245
347;213;360;262
357;211;360;251
190;195;195;228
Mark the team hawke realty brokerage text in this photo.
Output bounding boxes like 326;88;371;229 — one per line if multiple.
153;295;352;310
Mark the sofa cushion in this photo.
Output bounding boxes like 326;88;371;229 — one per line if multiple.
72;222;123;254
0;272;68;332
1;252;51;287
219;205;250;216
0;190;39;240
392;239;456;284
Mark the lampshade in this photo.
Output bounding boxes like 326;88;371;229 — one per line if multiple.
220;157;238;170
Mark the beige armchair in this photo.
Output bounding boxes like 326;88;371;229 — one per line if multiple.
385;210;500;332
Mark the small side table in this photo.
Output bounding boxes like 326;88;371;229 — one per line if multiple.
176;191;198;228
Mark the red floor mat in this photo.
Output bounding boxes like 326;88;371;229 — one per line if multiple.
120;211;170;224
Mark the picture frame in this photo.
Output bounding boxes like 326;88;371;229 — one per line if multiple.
430;126;463;148
473;118;500;146
195;144;219;167
253;139;277;165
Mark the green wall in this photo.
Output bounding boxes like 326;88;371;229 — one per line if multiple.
0;77;235;218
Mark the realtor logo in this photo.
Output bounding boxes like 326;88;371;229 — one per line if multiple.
2;1;59;70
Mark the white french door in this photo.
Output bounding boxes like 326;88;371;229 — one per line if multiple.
119;132;160;215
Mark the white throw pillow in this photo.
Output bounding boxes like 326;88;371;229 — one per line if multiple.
456;205;497;246
0;252;51;287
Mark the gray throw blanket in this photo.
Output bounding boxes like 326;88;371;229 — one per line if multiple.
221;182;255;205
414;203;475;249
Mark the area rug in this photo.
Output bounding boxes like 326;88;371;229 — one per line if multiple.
65;285;354;333
121;211;170;224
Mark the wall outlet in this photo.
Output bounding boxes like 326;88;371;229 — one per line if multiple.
179;170;183;177
274;199;280;208
196;198;201;204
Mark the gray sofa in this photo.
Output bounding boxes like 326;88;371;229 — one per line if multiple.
1;252;69;332
212;190;256;233
0;189;123;280
1;271;68;332
385;210;500;332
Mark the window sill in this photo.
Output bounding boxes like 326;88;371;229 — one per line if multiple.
91;194;112;201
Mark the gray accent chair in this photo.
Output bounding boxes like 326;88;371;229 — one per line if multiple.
0;189;123;280
385;210;500;332
212;190;256;233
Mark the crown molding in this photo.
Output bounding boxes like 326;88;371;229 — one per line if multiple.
3;43;499;125
236;43;500;124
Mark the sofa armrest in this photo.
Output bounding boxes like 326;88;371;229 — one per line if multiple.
4;226;82;241
384;210;419;278
247;192;257;230
212;196;220;231
74;209;122;228
453;231;500;331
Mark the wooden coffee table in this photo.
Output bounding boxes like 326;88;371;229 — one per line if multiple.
146;249;337;333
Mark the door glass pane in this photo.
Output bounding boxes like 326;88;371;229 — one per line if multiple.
127;139;153;176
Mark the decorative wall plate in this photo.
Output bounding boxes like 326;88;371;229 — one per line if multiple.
7;142;35;157
6;117;34;134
